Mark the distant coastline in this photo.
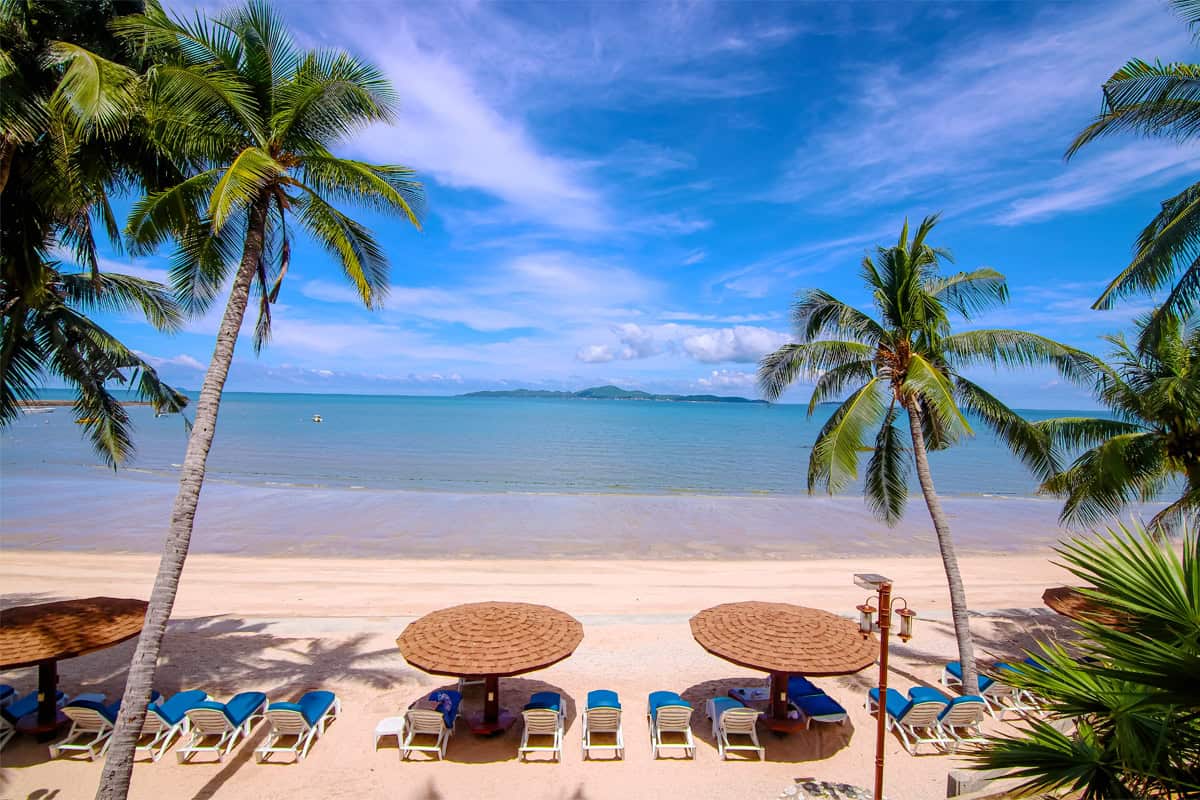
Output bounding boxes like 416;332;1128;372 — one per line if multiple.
459;384;767;404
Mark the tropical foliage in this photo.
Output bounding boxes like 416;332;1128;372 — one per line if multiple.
1035;314;1200;534
1068;0;1200;347
972;522;1200;799
758;214;1090;694
0;0;187;465
94;2;423;797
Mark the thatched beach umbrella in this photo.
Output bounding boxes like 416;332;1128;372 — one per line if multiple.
691;601;876;732
397;601;583;734
0;597;147;734
1042;586;1127;628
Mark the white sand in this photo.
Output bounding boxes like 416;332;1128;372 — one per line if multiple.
0;551;1076;800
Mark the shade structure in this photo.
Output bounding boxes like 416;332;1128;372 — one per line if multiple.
0;597;147;734
397;601;583;733
691;601;876;725
1042;586;1126;629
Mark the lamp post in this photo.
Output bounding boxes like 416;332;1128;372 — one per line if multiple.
854;573;916;800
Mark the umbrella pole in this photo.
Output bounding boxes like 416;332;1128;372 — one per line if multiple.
483;675;500;724
37;659;57;727
770;671;789;720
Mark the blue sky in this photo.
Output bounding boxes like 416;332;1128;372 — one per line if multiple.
85;0;1198;406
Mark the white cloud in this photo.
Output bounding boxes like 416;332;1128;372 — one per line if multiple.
576;344;616;363
695;369;759;391
682;250;707;266
680;325;790;363
577;323;790;365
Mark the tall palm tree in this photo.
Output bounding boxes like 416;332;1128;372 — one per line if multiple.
1;0;188;464
1035;313;1200;535
758;215;1089;695
1067;0;1200;346
95;3;423;797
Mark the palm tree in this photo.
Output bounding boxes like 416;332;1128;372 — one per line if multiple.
1067;0;1200;346
1;0;188;464
758;214;1089;695
94;3;423;797
971;522;1200;799
1035;313;1200;535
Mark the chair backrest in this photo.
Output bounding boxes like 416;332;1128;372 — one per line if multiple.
898;701;945;727
405;708;447;735
941;699;986;726
186;707;234;734
265;708;312;735
140;708;168;735
522;708;560;735
654;705;692;733
584;706;620;733
719;707;760;734
63;705;113;732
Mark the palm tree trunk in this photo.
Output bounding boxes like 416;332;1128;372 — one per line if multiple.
95;196;271;800
906;402;980;695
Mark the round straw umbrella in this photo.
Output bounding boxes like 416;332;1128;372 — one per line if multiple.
1042;586;1127;629
690;601;876;732
397;601;583;734
0;597;147;735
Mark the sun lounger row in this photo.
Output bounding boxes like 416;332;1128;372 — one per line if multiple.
941;658;1047;719
867;687;986;754
38;688;339;764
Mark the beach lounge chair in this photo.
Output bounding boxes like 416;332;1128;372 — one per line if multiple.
867;687;949;755
646;691;694;759
787;677;849;728
1;690;68;751
706;697;763;761
254;690;340;763
51;691;161;760
581;689;623;760
177;691;267;763
0;685;14;708
942;660;1038;720
401;690;461;761
908;686;988;750
518;691;564;762
136;690;208;762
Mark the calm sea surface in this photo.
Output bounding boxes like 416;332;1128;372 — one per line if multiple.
1;391;1098;497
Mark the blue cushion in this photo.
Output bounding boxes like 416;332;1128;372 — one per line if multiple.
907;686;951;704
65;698;118;724
647;690;690;720
587;689;620;710
428;690;461;727
195;692;266;726
269;690;336;727
153;690;207;726
3;690;66;724
709;697;743;719
0;685;14;702
107;690;161;719
946;661;994;691
787;676;821;698
523;691;561;713
793;692;846;718
939;695;986;720
1024;657;1050;672
869;687;915;721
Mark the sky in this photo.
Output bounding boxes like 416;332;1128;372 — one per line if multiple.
82;0;1199;406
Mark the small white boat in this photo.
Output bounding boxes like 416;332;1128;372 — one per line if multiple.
311;414;323;423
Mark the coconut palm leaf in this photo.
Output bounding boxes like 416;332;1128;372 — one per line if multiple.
955;377;1060;481
791;289;886;344
864;405;910;524
925;268;1009;317
808;378;887;493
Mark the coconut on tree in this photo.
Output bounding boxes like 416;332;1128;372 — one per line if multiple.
95;2;424;797
758;214;1090;694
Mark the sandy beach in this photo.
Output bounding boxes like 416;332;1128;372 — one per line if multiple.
0;550;1076;800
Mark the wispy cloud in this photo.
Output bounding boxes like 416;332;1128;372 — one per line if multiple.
576;322;790;364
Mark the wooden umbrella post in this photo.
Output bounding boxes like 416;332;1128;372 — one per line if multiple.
770;671;789;720
36;659;58;727
483;675;500;724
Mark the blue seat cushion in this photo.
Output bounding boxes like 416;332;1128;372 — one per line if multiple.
869;687;917;721
907;686;951;704
3;690;67;724
153;690;207;726
709;697;743;719
65;698;118;724
428;690;462;727
587;689;620;710
940;695;986;720
787;676;821;698
195;692;266;726
946;661;995;692
647;691;690;720
107;690;161;720
0;685;14;702
793;692;846;718
269;690;336;727
523;691;562;712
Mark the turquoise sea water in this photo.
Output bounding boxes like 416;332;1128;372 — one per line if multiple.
2;391;1098;497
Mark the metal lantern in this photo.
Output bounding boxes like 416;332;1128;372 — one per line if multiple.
893;597;916;642
856;597;877;636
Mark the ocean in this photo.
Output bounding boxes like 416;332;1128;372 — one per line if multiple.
1;391;1093;496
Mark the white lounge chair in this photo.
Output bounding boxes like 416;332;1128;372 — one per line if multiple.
581;689;623;760
254;690;340;763
50;698;118;760
942;660;1041;720
936;695;988;751
2;689;67;751
401;690;461;761
647;691;694;759
518;692;564;762
867;688;949;755
136;690;208;761
177;691;266;763
706;697;763;761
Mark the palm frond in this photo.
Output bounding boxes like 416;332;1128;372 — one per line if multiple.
955;377;1060;481
207;146;282;231
925;268;1008;318
805;360;877;413
45;42;140;140
902;352;971;441
808;378;887;494
864;404;910;524
299;155;423;227
292;186;388;308
791;289;887;344
59;271;183;332
943;329;1101;384
1042;432;1168;529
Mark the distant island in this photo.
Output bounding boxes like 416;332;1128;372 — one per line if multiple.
459;384;768;404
